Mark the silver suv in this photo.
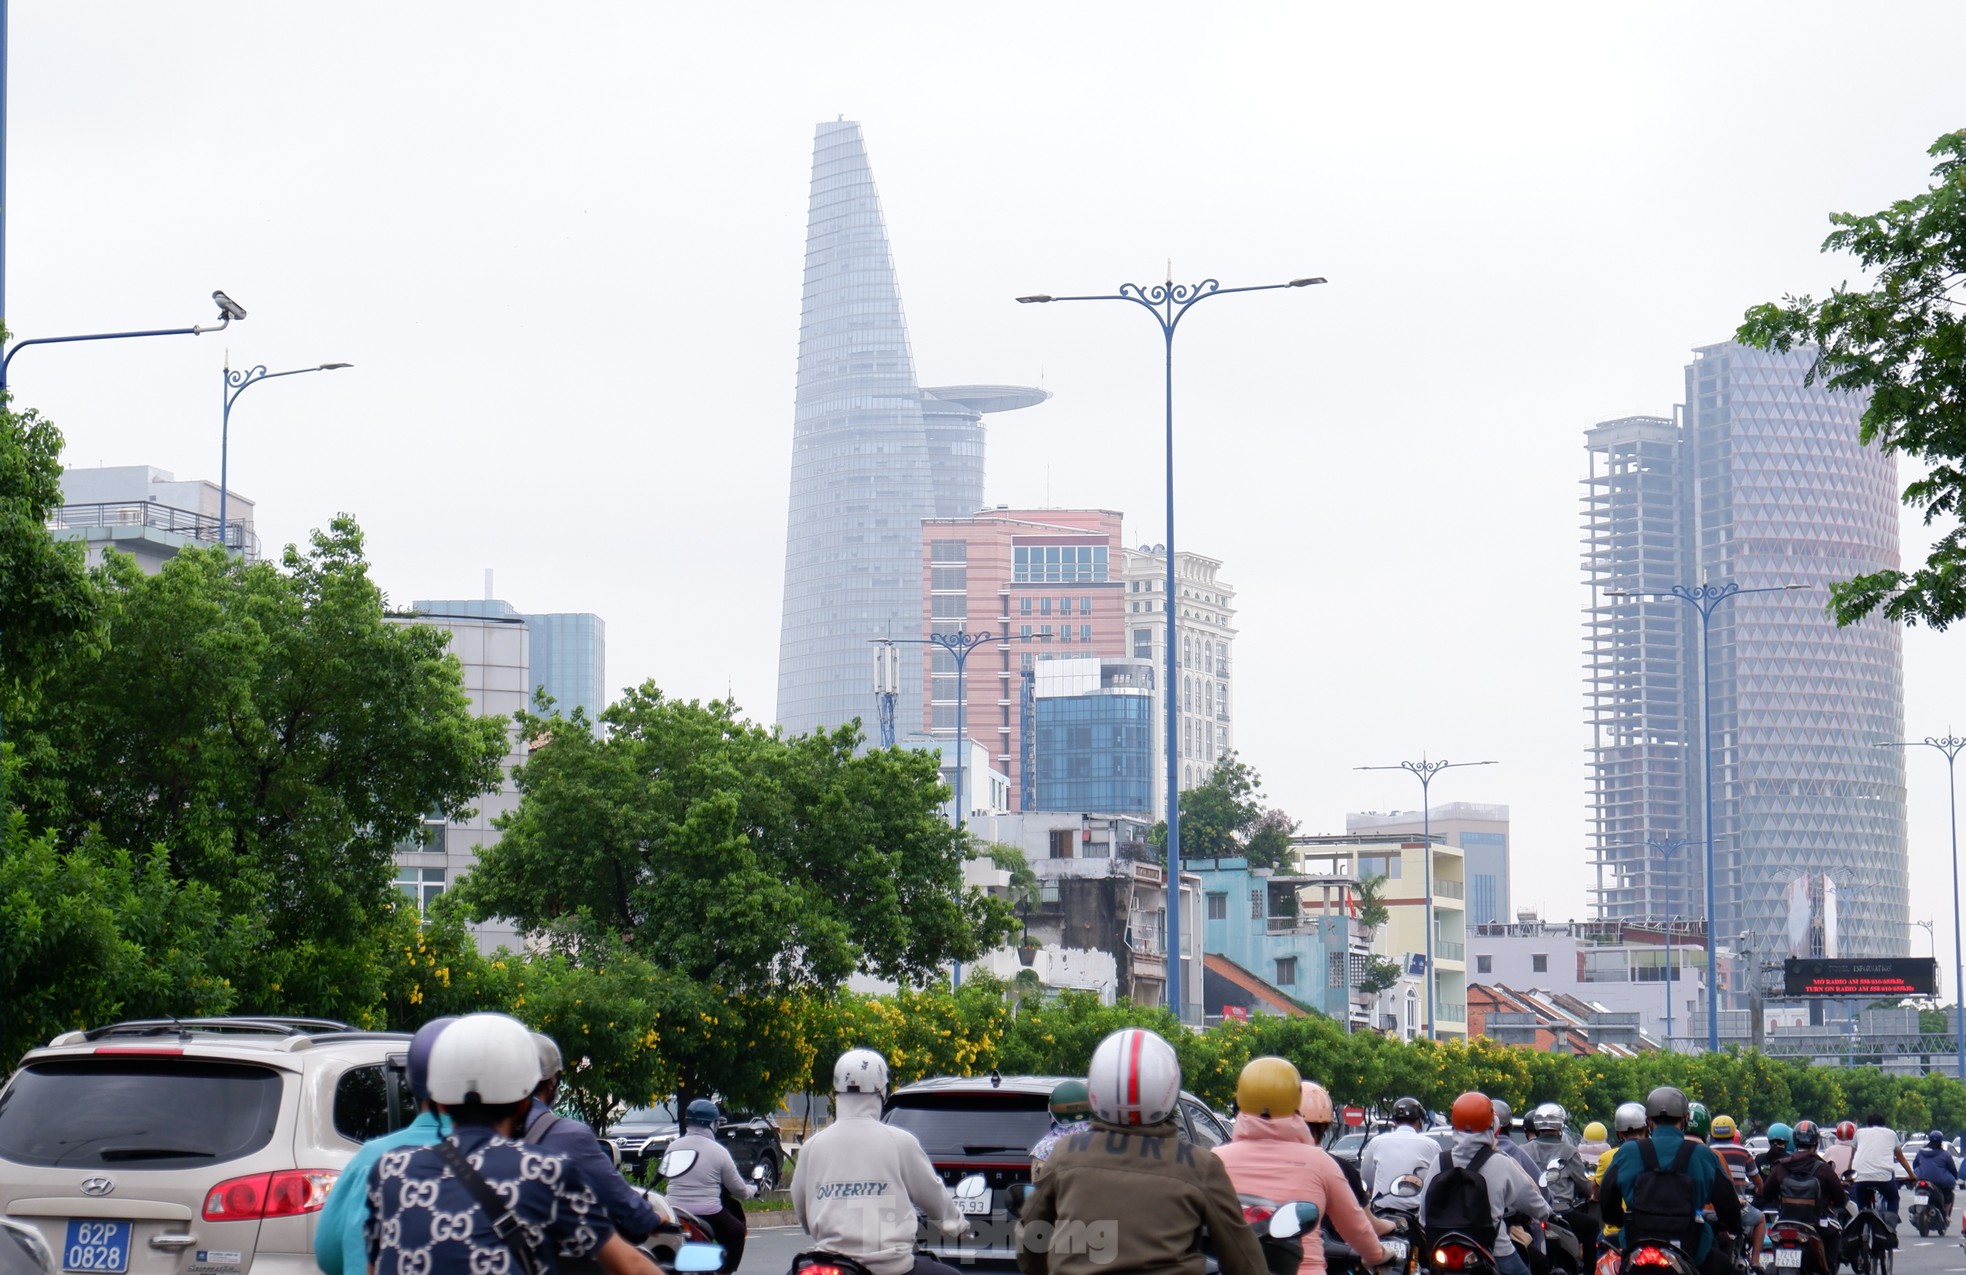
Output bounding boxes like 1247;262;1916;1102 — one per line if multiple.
0;1018;415;1275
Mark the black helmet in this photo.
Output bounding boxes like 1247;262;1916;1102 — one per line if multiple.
1392;1096;1426;1126
1645;1085;1690;1123
1792;1119;1822;1151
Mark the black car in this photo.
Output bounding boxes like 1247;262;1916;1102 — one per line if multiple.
884;1074;1232;1266
606;1100;787;1189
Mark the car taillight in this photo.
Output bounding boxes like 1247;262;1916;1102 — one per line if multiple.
1242;1205;1276;1224
202;1170;338;1221
1632;1247;1674;1267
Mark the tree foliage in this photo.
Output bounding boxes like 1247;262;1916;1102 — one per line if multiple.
9;520;510;1014
1151;752;1300;871
0;400;98;715
1737;129;1966;630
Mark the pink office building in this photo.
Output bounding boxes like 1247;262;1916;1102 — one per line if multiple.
922;509;1128;809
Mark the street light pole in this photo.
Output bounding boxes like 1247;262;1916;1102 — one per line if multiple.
1355;757;1498;1041
219;360;352;554
868;632;998;830
1613;580;1807;1051
1877;734;1966;1080
1017;274;1324;1018
3;290;245;393
1643;836;1694;1047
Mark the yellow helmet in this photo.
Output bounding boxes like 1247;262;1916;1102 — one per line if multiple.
1583;1121;1607;1143
1711;1114;1739;1142
1235;1055;1303;1119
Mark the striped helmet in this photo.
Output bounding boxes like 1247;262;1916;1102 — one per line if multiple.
1087;1028;1181;1127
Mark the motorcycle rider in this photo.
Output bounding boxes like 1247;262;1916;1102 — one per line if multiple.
1755;1126;1792;1180
1596;1103;1649;1251
1911;1131;1958;1224
1708;1116;1765;1266
658;1099;757;1274
1850;1112;1914;1219
1420;1091;1550;1275
1599;1086;1741;1275
1823;1122;1857;1181
1016;1028;1265;1275
1757;1120;1847;1273
1528;1103;1600;1257
366;1012;659;1275
1576;1122;1611;1166
1214;1056;1390;1275
1030;1080;1095;1180
1302;1080;1372;1208
524;1031;662;1265
1361;1096;1441;1214
316;1016;455;1275
793;1048;968;1275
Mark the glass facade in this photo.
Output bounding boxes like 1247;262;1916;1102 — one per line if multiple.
1033;692;1152;813
1584;342;1906;956
776;120;935;739
523;611;606;720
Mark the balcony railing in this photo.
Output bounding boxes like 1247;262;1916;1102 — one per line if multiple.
50;500;260;559
1436;1001;1467;1024
1435;939;1466;962
1435;878;1464;900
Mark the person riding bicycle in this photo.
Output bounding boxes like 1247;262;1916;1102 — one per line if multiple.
1709;1116;1765;1265
1850;1113;1913;1221
1758;1120;1848;1273
1527;1103;1600;1258
1600;1086;1740;1275
793;1048;969;1275
1911;1131;1958;1222
1362;1096;1441;1215
1419;1091;1550;1275
659;1099;756;1274
1215;1057;1390;1275
1017;1028;1265;1275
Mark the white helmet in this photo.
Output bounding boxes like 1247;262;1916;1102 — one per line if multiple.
1087;1027;1181;1127
427;1013;542;1105
833;1048;890;1096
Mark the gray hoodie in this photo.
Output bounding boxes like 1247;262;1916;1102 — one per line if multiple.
1419;1130;1550;1258
791;1093;966;1275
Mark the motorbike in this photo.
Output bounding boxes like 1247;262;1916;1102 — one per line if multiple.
1765;1219;1830;1275
1908;1182;1946;1238
1426;1231;1497;1275
636;1148;729;1275
1238;1197;1328;1275
1844;1198;1896;1275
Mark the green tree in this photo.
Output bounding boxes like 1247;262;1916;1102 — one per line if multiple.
1355;875;1392;931
455;688;1017;1104
1737;129;1966;629
0;402;98;713
1358;955;1402;997
11;519;510;1015
1150;752;1300;871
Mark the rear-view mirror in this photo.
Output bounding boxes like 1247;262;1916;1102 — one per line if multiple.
659;1148;699;1177
674;1243;724;1273
1268;1201;1320;1239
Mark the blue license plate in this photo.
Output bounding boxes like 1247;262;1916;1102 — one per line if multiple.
63;1220;131;1273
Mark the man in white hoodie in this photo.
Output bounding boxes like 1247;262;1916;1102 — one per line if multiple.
792;1048;968;1275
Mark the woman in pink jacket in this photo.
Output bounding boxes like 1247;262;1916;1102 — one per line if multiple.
1213;1057;1391;1275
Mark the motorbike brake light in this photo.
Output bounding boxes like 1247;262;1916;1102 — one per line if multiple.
1433;1247;1469;1271
202;1169;338;1221
1243;1205;1276;1224
1632;1247;1674;1267
800;1268;847;1275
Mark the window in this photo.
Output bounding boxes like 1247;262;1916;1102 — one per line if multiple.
1040;596;1052;615
1039;625;1053;642
1133;629;1152;659
394;866;446;915
1531;953;1549;973
1020;624;1033;640
1206;892;1228;920
1476;955;1493;974
1276;956;1298;987
930;539;967;563
1082;596;1093;613
333;1064;415;1144
1060;597;1073;616
0;1060;284;1168
1061;625;1074;643
1049;828;1075;859
930;566;967;592
1020;597;1032;615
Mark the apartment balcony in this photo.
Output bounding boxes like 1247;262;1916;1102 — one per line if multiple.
1435;878;1464;900
1435;1001;1467;1025
1435;939;1467;962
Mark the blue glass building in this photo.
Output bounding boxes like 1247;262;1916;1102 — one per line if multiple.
412;597;606;720
1031;657;1153;814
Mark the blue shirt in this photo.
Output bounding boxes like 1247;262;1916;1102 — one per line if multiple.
1609;1127;1723;1262
316;1111;449;1275
366;1125;614;1275
524;1099;661;1241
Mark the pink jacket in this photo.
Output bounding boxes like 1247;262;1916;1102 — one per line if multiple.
1214;1114;1388;1275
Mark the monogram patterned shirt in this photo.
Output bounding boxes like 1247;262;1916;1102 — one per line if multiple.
366;1126;615;1275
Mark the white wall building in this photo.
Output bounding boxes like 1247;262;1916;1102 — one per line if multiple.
53;464;258;569
1120;545;1236;817
1467;916;1707;1048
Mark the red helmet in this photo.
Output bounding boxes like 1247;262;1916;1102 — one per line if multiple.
1451;1091;1495;1133
1836;1120;1857;1142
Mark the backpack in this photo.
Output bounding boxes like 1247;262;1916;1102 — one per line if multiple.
1625;1137;1700;1246
1425;1146;1498;1249
1774;1160;1825;1223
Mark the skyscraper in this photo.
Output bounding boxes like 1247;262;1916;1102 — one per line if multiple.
776;120;1045;740
1584;341;1906;958
1122;545;1237;818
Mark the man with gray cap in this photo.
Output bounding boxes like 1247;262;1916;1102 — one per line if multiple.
525;1030;662;1268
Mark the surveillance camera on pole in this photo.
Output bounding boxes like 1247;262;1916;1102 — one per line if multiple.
212;291;248;322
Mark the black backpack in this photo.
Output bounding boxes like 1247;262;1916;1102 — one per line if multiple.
1626;1138;1700;1245
1425;1146;1498;1249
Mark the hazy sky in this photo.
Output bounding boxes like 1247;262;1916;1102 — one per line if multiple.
10;3;1963;974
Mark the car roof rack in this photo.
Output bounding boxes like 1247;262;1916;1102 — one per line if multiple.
81;1016;357;1041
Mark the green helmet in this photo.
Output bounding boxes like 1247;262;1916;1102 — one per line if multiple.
1686;1101;1711;1139
1049;1079;1092;1120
